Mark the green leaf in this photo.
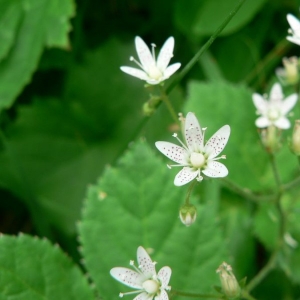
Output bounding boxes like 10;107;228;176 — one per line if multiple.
184;80;269;190
174;0;267;39
0;0;74;110
0;234;94;300
79;141;229;299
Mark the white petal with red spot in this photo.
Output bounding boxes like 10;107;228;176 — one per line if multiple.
205;125;230;159
155;142;187;164
174;167;198;186
110;267;144;288
137;246;156;278
184;112;203;150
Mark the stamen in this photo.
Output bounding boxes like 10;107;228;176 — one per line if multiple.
119;290;143;297
129;56;144;70
167;164;187;169
172;133;189;151
151;43;156;61
129;260;143;274
212;155;226;161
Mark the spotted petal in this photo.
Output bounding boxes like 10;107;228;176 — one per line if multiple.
163;63;181;79
157;266;172;288
110;267;144;288
135;36;155;73
155;142;187;164
281;93;298;115
133;292;150;300
202;161;228;178
156;289;169;300
184;112;203;150
252;93;268;114
157;37;174;71
205;125;230;159
120;66;149;81
174;167;198;186
137;246;156;278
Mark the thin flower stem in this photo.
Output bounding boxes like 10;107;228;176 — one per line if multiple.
283;174;300;191
165;0;247;95
221;178;274;202
246;251;277;292
241;291;257;300
185;180;197;205
171;290;221;299
160;87;179;125
243;39;291;87
269;153;282;190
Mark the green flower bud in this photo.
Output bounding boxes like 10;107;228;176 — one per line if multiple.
179;203;197;226
216;262;240;299
290;120;300;155
276;56;299;86
260;125;281;153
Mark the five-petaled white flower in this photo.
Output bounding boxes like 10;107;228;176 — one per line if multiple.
120;36;181;85
252;82;297;129
155;112;230;186
110;246;172;300
287;13;300;46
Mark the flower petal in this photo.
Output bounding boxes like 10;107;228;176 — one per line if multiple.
156;289;169;300
135;36;155;72
287;36;300;46
274;117;291;129
202;161;228;178
155;142;187;164
252;93;268;113
137;246;156;278
157;266;172;288
163;63;181;79
281;93;298;115
287;14;300;34
120;66;149;81
133;292;150;300
184;112;203;150
157;37;175;71
174;167;198;186
255;116;271;128
110;267;144;288
205;125;230;159
269;83;283;104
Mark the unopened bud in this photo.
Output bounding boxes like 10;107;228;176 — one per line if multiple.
276;56;299;86
216;262;240;299
179;203;197;226
143;95;161;116
260;125;281;153
290;120;300;155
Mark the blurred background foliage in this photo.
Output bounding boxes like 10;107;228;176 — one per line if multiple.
1;0;300;299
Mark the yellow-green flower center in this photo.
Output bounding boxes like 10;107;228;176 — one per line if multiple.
190;152;205;168
148;66;163;80
267;108;280;121
142;279;160;294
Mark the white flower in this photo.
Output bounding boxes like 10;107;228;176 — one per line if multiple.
110;246;172;300
252;82;297;129
287;13;300;46
155;112;230;186
120;36;181;85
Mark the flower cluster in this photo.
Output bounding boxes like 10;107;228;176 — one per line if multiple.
120;36;181;85
110;246;172;300
155;112;230;186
